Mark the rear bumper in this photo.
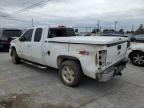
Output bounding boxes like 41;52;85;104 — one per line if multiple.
96;58;128;82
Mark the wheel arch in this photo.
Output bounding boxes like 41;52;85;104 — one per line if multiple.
57;55;82;69
129;50;144;58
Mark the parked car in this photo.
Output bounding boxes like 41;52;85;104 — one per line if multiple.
101;33;135;41
128;35;136;42
0;29;22;50
10;26;128;87
135;35;144;42
128;42;144;66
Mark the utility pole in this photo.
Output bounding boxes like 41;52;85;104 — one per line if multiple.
114;21;118;31
89;26;92;32
86;26;88;33
32;19;34;27
131;25;134;34
97;20;100;30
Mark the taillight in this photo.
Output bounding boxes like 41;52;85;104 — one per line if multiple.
99;50;107;67
0;37;9;42
95;53;98;65
1;37;7;41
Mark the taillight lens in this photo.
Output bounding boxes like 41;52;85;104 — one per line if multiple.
95;53;98;65
99;50;107;67
1;37;7;41
0;37;9;42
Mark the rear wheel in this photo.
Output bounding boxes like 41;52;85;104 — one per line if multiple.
59;60;83;87
130;51;144;66
11;49;21;64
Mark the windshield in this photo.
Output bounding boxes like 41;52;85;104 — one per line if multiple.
48;28;76;38
2;30;22;37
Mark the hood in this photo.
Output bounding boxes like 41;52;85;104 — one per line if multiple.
131;43;144;52
10;38;19;44
48;36;128;45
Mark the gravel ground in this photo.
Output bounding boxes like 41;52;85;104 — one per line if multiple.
0;52;144;108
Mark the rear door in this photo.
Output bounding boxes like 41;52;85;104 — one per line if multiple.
31;28;44;64
42;27;70;68
19;29;34;60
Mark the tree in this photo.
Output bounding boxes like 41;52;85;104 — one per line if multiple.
135;24;144;34
119;29;124;34
126;30;134;34
103;29;115;34
92;29;100;33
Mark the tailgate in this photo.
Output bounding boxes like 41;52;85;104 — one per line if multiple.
106;42;127;65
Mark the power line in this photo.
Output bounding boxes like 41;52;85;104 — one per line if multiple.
0;11;29;22
0;15;31;23
0;0;52;26
13;0;50;14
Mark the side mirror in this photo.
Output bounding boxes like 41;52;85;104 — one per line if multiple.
19;37;26;42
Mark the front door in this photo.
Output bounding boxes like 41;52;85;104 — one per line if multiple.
19;29;34;60
31;28;44;64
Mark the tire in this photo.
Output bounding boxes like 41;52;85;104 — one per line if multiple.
59;60;83;87
11;49;21;64
130;51;144;66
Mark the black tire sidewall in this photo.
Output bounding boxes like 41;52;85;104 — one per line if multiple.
11;49;20;64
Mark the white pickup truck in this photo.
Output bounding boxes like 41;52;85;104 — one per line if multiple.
10;26;128;86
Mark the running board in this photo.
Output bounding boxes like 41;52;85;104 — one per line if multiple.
21;59;47;69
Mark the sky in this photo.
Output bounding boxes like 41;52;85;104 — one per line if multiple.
0;0;144;31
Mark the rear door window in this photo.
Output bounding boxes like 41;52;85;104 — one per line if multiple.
48;28;76;38
34;28;43;42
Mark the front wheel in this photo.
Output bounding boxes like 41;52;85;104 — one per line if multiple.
59;60;83;87
130;51;144;66
11;49;21;64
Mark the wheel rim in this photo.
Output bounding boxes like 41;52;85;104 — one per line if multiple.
133;53;144;65
62;66;75;84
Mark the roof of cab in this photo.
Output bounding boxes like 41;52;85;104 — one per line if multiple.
29;25;73;29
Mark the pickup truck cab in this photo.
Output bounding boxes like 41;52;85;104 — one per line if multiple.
10;26;128;86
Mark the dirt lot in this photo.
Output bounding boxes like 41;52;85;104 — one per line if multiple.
0;52;144;108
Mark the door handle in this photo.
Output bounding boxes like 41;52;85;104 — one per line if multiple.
44;40;48;43
48;51;50;55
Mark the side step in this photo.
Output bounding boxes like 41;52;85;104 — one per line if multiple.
21;59;47;69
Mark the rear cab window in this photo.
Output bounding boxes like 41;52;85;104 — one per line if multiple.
48;28;76;38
